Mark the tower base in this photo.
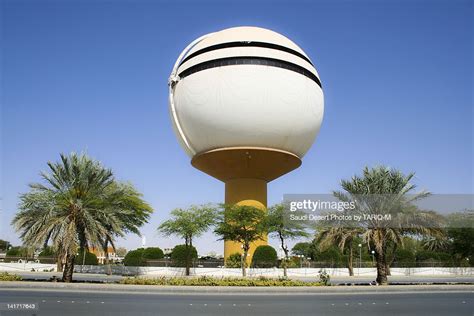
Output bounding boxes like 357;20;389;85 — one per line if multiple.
191;147;301;263
224;178;267;264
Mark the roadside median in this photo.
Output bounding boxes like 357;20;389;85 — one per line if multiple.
1;281;472;295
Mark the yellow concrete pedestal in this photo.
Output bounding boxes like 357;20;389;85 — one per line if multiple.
224;178;268;264
191;147;301;263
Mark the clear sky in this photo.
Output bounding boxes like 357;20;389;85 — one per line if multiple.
1;0;472;255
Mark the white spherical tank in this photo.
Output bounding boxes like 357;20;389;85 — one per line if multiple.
169;26;324;159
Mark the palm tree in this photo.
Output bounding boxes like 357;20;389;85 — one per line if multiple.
316;226;361;276
12;153;152;282
422;236;450;252
334;166;444;285
99;182;153;274
158;205;216;276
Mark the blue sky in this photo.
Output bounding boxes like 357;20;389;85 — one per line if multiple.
1;0;472;254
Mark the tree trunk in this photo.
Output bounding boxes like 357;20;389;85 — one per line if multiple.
62;253;75;283
375;250;388;285
348;244;354;276
282;250;288;278
185;238;191;276
241;247;249;277
279;234;288;278
385;243;396;276
56;256;63;272
104;241;112;276
386;263;391;276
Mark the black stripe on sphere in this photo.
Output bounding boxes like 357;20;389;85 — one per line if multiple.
178;56;322;88
180;41;314;66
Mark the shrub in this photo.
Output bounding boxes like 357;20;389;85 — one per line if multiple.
120;276;324;286
170;245;197;267
74;250;99;265
123;248;146;266
38;246;56;257
393;248;415;265
225;252;242;268
291;242;312;257
318;269;330;286
5;246;28;259
142;247;164;260
0;272;22;281
251;245;277;268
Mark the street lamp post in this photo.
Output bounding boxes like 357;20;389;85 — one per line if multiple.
358;244;362;276
371;250;375;266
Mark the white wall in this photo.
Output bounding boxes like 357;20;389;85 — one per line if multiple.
1;263;473;277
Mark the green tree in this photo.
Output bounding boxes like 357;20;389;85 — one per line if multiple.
142;247;164;260
98;182;153;274
316;227;361;276
334;166;444;284
38;246;56;257
12;153;152;282
157;205;216;276
170;244;198;267
251;245;278;268
74;250;98;265
214;204;267;277
267;203;309;277
392;248;415;266
38;246;56;264
123;248;146;266
291;242;312;257
115;247;128;257
5;246;30;260
0;240;10;252
225;252;242;268
446;210;474;264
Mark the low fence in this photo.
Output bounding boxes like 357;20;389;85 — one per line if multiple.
1;262;473;278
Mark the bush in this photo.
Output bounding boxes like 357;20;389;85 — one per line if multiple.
142;247;164;260
292;242;312;257
170;245;197;267
225;252;242;268
312;246;344;267
0;272;22;281
38;246;55;257
74;250;98;265
120;276;324;286
123;248;146;266
124;247;166;266
318;269;330;286
393;248;415;265
6;246;28;259
251;245;277;268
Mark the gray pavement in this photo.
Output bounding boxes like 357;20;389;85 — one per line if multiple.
0;285;472;316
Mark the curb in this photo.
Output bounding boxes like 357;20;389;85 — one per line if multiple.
1;282;473;295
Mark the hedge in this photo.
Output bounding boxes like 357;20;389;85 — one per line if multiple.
251;245;277;268
170;245;197;267
120;276;324;286
74;250;98;265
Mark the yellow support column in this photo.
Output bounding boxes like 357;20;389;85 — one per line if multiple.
224;178;268;264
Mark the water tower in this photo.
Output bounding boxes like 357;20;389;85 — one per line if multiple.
168;26;324;262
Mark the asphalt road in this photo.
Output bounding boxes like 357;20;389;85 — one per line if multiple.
12;271;474;285
0;288;472;316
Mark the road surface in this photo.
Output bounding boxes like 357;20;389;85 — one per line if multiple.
0;287;472;315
